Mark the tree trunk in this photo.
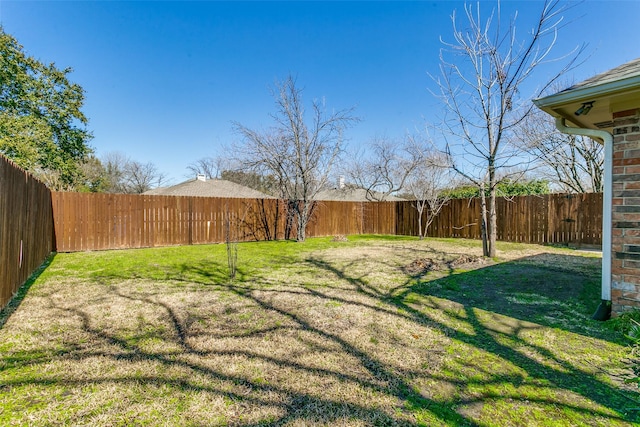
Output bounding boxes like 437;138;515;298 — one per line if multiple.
273;199;280;241
487;162;496;258
416;201;424;240
285;200;295;240
479;183;489;257
296;201;308;242
488;186;497;258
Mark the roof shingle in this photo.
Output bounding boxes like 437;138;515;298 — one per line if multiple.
144;178;275;199
563;57;640;92
314;188;405;202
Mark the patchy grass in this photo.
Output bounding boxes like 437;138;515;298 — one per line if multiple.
0;235;637;426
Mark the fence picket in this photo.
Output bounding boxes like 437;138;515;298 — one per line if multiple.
0;156;54;309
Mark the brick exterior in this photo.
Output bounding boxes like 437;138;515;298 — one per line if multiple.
612;109;640;314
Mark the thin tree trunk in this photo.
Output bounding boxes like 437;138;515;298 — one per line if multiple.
479;183;489;257
273;199;280;241
285;200;295;240
488;162;497;258
297;201;308;242
417;202;424;240
488;186;497;258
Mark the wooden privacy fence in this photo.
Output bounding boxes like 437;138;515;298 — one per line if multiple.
51;191;603;252
0;157;54;310
51;192;398;252
396;193;603;246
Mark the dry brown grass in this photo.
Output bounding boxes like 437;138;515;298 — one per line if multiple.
0;237;636;426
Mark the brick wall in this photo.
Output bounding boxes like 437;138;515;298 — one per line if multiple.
612;109;640;313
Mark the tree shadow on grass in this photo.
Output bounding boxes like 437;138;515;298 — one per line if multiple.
2;249;638;426
3;273;475;426
407;252;610;341
308;254;639;425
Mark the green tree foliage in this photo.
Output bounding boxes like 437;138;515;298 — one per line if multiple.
0;27;92;189
443;179;550;199
77;155;108;193
496;179;550;197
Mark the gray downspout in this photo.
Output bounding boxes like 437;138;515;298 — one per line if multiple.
555;117;612;320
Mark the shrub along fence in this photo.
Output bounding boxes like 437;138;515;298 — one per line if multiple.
0;157;54;310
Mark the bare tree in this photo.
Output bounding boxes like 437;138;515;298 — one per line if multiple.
347;135;425;201
405;153;454;239
232;76;358;241
100;151;167;193
223;204;241;280
187;156;223;179
122;160;167;194
521;109;603;193
101;151;130;193
432;0;582;257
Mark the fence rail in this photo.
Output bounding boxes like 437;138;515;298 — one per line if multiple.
0;157;54;310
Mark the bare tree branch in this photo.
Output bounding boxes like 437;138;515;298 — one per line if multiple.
405;151;454;239
100;151;167;194
346;134;425;201
186;156;224;179
231;75;358;241
520;108;603;193
431;0;582;257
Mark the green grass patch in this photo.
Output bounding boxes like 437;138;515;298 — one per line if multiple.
1;236;637;426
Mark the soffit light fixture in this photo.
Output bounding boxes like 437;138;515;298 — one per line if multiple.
574;101;595;116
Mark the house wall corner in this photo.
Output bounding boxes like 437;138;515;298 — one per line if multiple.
612;108;640;314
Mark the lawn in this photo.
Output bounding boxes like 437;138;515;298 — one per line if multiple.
0;235;637;426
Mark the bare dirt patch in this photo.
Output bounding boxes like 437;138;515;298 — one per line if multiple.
401;254;487;276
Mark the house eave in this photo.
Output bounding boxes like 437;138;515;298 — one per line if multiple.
534;75;640;110
533;75;640;133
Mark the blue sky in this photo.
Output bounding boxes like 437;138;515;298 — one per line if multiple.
2;1;638;184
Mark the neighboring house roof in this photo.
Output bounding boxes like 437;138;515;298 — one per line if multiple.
144;176;275;199
534;57;640;132
314;187;405;202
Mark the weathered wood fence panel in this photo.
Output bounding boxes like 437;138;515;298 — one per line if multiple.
395;193;603;246
55;193;240;251
308;201;365;237
0;156;54;310
51;192;603;252
51;194;402;251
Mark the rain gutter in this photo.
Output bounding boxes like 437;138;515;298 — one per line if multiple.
537;75;640;109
